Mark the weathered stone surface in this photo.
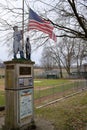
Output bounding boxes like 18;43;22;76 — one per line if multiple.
3;61;35;130
4;59;35;65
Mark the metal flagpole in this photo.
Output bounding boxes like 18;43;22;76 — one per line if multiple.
22;0;24;52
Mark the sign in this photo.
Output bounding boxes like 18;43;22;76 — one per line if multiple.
19;67;31;75
18;77;33;87
19;89;33;119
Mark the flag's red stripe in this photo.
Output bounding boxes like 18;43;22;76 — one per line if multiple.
29;23;53;34
28;8;57;42
29;20;54;30
29;22;57;42
29;24;57;42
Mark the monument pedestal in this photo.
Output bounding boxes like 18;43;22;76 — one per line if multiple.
3;60;35;130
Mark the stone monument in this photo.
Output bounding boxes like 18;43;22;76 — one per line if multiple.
3;60;35;130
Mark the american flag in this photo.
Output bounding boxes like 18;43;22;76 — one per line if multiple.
28;8;57;42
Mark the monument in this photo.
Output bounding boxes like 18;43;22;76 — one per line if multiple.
3;23;35;129
3;60;35;130
3;1;35;129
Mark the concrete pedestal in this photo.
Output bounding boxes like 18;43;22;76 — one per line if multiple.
3;60;35;130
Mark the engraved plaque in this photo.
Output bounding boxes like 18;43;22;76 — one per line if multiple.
19;89;32;119
19;67;31;75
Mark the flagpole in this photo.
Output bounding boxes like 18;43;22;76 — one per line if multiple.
22;0;24;51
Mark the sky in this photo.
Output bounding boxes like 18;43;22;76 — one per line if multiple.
0;0;43;64
0;45;42;64
0;45;8;61
0;0;57;64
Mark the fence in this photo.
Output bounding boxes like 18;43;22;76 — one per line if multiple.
34;79;87;108
0;78;87;108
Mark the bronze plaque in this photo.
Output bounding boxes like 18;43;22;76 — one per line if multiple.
19;67;31;75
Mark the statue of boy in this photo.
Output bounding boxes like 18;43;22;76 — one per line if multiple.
25;37;31;60
13;26;24;59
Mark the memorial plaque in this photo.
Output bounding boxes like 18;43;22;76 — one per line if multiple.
19;78;24;87
19;67;31;75
19;89;32;120
18;77;33;87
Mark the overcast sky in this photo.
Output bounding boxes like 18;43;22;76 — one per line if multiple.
0;0;43;64
0;0;57;64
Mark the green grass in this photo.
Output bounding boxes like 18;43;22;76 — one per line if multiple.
36;91;87;130
0;78;87;129
0;79;84;103
34;79;83;99
34;79;72;87
34;79;73;99
34;84;72;99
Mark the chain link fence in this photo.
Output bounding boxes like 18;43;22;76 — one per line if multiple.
34;79;87;108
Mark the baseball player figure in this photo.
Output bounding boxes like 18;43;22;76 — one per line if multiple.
13;26;24;59
25;37;31;60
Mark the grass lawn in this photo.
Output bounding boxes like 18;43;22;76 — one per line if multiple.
34;79;72;87
0;79;85;104
36;91;87;130
34;79;73;99
0;78;87;129
34;79;83;99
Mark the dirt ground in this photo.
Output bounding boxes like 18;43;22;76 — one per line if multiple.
0;86;4;91
0;115;54;130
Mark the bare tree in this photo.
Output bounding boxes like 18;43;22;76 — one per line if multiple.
73;39;87;73
0;0;51;58
47;38;87;76
0;0;25;56
0;0;87;42
41;45;56;71
33;0;87;40
49;38;75;75
0;0;87;64
35;0;87;74
48;45;63;78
